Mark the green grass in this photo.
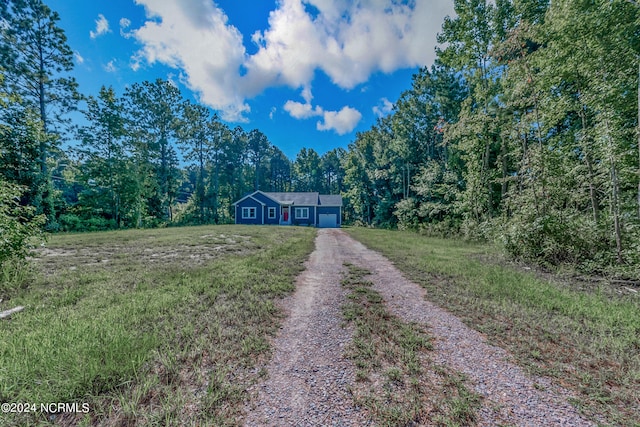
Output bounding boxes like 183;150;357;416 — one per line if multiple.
340;263;481;426
0;225;316;426
346;227;640;426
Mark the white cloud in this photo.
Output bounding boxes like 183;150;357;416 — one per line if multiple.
119;17;132;37
90;14;111;39
373;97;394;117
129;0;453;122
131;0;249;121
283;100;322;119
247;0;452;89
284;88;361;135
103;59;117;73
317;106;362;135
74;51;84;64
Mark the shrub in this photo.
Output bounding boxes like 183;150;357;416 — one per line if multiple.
496;209;610;268
58;213;82;231
0;179;45;267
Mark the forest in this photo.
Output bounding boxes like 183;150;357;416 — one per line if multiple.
1;0;639;275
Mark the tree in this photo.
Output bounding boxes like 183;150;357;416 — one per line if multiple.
76;86;127;227
125;79;184;222
437;0;507;224
0;97;47;209
320;148;345;194
179;102;210;223
247;129;270;191
292;148;322;192
0;0;80;224
268;147;292;192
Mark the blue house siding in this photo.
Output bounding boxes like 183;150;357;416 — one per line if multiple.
292;206;315;226
233;191;342;227
235;197;264;225
316;206;341;226
250;192;281;225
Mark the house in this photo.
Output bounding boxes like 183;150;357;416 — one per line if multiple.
232;191;342;228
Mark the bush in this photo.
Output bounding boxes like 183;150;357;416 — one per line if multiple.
496;210;610;267
84;217;116;231
59;213;82;231
0;179;45;267
58;214;117;232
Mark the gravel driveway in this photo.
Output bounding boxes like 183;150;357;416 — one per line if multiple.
242;229;594;426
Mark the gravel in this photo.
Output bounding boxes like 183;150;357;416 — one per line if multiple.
242;230;372;426
242;229;596;426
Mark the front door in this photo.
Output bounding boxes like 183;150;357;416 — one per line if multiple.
281;206;290;224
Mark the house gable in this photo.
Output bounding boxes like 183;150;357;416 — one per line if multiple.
234;195;265;225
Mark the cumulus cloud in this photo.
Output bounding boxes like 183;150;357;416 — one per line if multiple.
130;0;249;120
90;14;110;39
373;97;394;117
317;106;362;135
283;88;361;135
246;0;452;89
129;0;453;122
283;100;322;119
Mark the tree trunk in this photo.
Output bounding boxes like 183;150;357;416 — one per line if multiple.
611;159;623;263
637;61;640;220
579;108;599;222
501;135;508;199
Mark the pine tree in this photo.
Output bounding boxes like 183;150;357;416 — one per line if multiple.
0;0;80;224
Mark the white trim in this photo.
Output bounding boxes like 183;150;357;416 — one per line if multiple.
233;193;266;206
295;207;309;219
268;207;276;219
242;207;257;219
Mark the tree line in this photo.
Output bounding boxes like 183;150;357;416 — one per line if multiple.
0;0;345;237
341;0;639;271
1;0;639;273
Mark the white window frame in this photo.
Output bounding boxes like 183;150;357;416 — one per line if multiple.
268;207;276;219
242;207;257;219
295;207;309;219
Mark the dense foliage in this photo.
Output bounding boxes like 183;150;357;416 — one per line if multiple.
342;0;640;273
0;178;44;267
1;0;638;273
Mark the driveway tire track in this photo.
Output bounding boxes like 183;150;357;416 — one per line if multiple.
243;229;595;426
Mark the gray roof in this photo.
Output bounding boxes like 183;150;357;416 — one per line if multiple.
262;192;342;207
318;194;343;206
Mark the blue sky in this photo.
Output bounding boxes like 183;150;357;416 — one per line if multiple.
49;0;454;160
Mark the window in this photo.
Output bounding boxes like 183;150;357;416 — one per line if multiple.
295;207;309;219
242;207;256;219
268;207;276;219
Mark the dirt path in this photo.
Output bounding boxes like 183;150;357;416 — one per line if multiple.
243;229;594;426
243;229;372;426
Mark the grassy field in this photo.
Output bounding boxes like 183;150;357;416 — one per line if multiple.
345;227;640;426
0;225;315;426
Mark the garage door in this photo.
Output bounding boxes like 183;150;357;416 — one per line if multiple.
318;213;338;228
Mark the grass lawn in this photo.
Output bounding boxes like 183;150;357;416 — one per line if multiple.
345;227;640;426
0;225;316;426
